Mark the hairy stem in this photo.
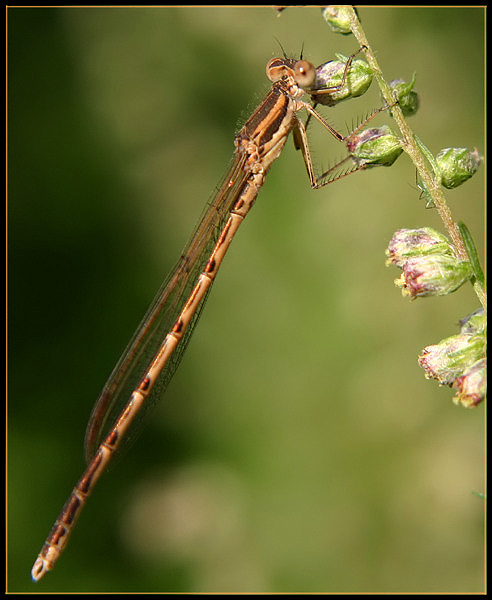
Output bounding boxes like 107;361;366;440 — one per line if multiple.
347;8;469;261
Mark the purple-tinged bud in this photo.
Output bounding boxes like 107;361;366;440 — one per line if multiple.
395;254;472;298
418;333;485;386
452;359;486;408
436;147;482;189
419;312;486;407
321;6;353;34
386;227;453;268
311;55;373;106
347;125;402;168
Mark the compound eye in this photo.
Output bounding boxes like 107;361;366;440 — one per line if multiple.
294;60;315;88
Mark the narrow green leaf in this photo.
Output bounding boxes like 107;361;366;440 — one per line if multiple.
458;222;485;288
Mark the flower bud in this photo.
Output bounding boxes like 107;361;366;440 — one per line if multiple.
418;312;486;408
311;54;373;106
395;254;473;298
452;358;486;408
346;125;402;168
321;6;353;34
418;333;485;386
436;147;482;189
388;77;419;116
385;227;453;268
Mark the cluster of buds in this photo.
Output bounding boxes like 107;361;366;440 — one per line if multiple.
386;229;485;407
418;309;486;407
306;50;405;176
318;6;485;409
386;227;473;298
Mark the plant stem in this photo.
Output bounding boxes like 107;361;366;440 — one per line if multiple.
347;8;469;261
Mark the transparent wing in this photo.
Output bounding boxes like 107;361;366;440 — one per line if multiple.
84;151;250;462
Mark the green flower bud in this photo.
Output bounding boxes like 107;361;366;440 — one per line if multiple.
321;6;353;34
418;311;486;407
347;125;402;168
385;227;454;268
436;147;482;189
388;76;419;116
452;358;486;408
395;254;473;298
311;54;373;106
418;332;485;386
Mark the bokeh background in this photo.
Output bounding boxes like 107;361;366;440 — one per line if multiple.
8;6;485;593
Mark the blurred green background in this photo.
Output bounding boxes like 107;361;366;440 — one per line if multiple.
8;6;485;593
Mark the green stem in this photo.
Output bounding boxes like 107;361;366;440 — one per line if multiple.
347;10;464;255
345;7;485;306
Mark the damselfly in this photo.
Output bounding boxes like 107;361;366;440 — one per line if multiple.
31;49;375;581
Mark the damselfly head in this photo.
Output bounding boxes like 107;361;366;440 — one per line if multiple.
266;57;315;88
